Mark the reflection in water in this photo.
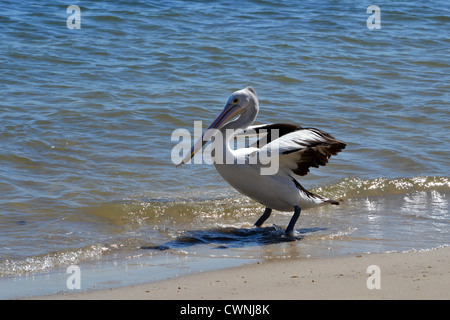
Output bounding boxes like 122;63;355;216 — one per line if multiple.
142;226;327;251
401;191;449;219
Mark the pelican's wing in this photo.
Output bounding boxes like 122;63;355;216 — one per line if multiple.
236;123;304;148
257;127;346;176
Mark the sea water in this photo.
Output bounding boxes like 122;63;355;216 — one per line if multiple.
0;0;449;298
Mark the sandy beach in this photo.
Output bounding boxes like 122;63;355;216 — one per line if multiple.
30;246;449;300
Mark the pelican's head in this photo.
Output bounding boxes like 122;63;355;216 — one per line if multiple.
179;87;259;165
225;86;258;111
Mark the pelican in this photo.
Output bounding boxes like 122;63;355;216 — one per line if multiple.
179;87;346;236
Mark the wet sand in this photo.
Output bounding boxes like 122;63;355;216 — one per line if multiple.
30;246;449;300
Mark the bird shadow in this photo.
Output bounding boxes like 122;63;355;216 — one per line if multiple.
141;226;326;251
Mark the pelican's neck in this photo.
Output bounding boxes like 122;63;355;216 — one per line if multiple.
214;102;258;164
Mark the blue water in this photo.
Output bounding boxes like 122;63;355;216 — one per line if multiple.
0;0;449;298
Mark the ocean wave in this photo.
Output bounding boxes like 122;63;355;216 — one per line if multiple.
313;176;450;200
0;244;108;277
79;176;450;230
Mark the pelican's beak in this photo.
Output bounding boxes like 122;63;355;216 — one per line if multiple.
179;103;243;165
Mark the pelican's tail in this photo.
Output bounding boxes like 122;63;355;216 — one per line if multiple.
325;199;340;205
293;178;340;208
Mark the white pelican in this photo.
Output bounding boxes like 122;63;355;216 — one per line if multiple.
179;87;346;236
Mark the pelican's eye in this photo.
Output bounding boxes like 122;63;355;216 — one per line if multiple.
232;98;240;104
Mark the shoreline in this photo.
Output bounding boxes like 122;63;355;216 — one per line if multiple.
28;246;449;300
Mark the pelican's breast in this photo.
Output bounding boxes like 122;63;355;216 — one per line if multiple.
213;161;300;212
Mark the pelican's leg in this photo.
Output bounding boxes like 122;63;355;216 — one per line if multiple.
254;207;272;227
285;206;301;236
